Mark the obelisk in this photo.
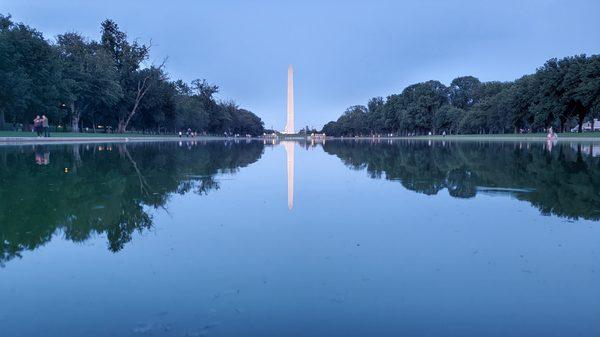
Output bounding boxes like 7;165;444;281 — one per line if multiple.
284;65;295;134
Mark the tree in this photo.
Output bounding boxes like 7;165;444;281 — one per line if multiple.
172;80;208;132
0;15;264;135
100;19;152;133
119;64;166;132
321;121;341;136
0;14;61;128
0;15;29;129
321;55;598;136
366;96;385;133
566;55;600;132
337;105;369;136
434;105;464;134
531;55;600;132
449;76;482;110
401;81;448;134
506;75;537;132
56;33;122;132
134;71;176;133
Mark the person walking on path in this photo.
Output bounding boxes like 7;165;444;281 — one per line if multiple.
33;115;42;137
42;115;50;137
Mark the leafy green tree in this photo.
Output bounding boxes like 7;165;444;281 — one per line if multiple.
366;96;385;133
321;121;341;136
0;15;264;134
100;19;154;133
0;14;61;128
172;80;208;132
335;105;369;136
434;105;464;134
505;75;536;132
382;94;403;133
565;55;600;132
449;76;482;110
134;71;177;133
401;81;448;134
321;55;599;136
56;32;122;132
0;15;28;129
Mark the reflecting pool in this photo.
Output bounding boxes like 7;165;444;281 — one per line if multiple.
1;139;600;337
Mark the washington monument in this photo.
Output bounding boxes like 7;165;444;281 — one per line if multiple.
284;65;295;134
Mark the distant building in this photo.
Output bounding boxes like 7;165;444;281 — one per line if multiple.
571;119;600;132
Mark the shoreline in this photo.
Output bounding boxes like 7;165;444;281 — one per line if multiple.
327;134;600;142
3;134;600;145
0;136;235;145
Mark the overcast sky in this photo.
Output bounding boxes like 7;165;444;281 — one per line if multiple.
3;0;600;129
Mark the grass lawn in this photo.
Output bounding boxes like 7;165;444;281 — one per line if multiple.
0;130;178;138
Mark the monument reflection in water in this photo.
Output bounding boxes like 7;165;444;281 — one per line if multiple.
1;139;600;337
283;141;294;210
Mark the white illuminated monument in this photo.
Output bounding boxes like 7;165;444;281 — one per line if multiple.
284;65;295;134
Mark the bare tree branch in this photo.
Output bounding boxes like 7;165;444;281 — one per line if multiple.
119;58;167;133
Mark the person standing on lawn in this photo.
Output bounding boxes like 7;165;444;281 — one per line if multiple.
42;115;50;137
33;116;42;137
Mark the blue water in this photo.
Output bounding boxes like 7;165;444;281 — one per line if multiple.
1;140;599;337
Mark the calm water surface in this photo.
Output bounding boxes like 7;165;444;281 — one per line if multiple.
1;139;600;337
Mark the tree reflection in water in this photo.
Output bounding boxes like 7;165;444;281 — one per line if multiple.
0;141;264;264
3;139;600;266
323;139;600;221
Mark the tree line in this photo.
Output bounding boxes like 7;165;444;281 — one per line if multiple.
322;55;600;136
0;14;265;135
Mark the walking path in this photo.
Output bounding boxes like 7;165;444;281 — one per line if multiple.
0;136;231;145
336;135;600;142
